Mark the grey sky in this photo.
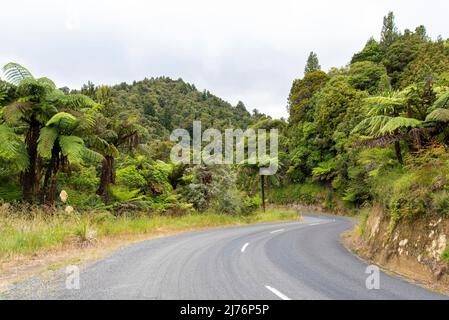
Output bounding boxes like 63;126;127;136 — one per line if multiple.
1;0;448;119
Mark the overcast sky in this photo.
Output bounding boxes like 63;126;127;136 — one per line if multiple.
1;0;448;118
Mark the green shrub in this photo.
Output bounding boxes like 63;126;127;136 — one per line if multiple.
116;165;147;189
268;182;326;205
432;191;449;216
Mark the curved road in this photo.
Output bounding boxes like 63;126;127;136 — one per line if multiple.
8;214;448;299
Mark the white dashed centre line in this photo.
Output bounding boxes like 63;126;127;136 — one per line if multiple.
265;285;291;300
241;242;249;253
270;229;285;234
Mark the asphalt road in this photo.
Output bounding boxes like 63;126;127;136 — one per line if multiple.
6;214;448;300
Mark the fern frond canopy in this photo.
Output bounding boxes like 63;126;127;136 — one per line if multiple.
0;124;29;172
426;108;449;123
2;62;33;85
379;117;422;135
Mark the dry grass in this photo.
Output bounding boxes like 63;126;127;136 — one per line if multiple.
0;203;298;292
0;203;298;259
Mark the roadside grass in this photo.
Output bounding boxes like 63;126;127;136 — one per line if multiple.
442;246;449;263
0;206;298;260
355;208;370;237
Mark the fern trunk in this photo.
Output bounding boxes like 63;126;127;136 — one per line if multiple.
394;141;403;164
41;143;61;205
22;119;40;203
97;155;115;204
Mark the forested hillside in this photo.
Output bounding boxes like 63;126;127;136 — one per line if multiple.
78;77;254;139
0;70;267;213
277;12;449;225
270;12;449;270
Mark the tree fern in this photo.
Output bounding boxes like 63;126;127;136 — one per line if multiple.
428;91;449;113
59;135;85;163
2;62;33;85
379;117;422;135
37;127;58;159
82;148;104;163
425;108;449;123
0;124;29;171
58;94;99;111
351;115;391;137
16;78;54;101
46;112;80;133
2;101;33;124
364;95;405;116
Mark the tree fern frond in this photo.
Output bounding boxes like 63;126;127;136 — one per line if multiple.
0;124;29;171
426;108;449;123
2;101;33;124
78;110;97;131
16;77;53;100
379;117;422;135
103;129;119;143
82;148;104;163
364;95;405;116
2;63;33;85
46;112;80;133
85;135;109;151
37;127;58;159
57;94;99;111
59;135;85;163
33;102;58;123
0;84;7;104
428;91;449;113
351;115;391;137
109;144;120;158
36;77;56;90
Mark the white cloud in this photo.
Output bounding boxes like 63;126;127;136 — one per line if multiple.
1;0;448;118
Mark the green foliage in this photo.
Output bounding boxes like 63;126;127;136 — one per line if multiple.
268;182;327;205
2;62;33;85
304;52;321;74
116;165;147;189
380;12;399;48
425;108;449;123
0;124;29;173
282;14;449;219
347;61;389;94
351;38;383;64
400;41;449;88
109;186;143;203
442;246;449;263
288;70;329;125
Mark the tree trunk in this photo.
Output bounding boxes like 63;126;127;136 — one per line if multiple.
97;155;115;204
260;175;265;212
394;141;403;165
41;143;60;205
22;120;40;203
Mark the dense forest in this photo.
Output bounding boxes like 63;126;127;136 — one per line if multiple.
279;12;449;230
1;11;449;235
0;68;272;214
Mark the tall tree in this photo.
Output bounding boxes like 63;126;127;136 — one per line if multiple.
351;91;425;164
380;12;399;48
2;63;56;202
304;52;321;74
89;86;148;203
37;112;102;204
1;63;103;203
